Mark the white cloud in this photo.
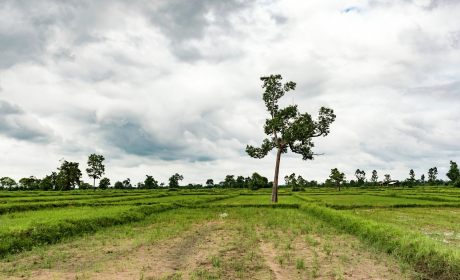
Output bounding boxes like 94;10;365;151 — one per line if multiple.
0;0;459;184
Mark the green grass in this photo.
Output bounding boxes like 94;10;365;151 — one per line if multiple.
0;206;134;232
352;207;460;246
301;203;460;279
209;195;302;205
116;194;224;204
305;194;460;209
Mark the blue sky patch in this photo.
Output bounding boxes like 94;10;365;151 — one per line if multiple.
343;7;360;13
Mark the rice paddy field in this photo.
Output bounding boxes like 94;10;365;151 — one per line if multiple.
1;187;460;279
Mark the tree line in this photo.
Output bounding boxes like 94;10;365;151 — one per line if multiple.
1;156;459;191
320;161;460;191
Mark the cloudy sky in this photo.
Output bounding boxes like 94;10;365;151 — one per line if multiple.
1;0;459;185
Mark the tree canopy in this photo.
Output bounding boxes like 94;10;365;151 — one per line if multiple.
447;161;460;183
329;168;345;191
86;154;105;191
169;173;184;188
57;159;82;191
246;74;336;202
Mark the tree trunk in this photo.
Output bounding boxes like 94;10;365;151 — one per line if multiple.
271;147;282;203
93;178;96;191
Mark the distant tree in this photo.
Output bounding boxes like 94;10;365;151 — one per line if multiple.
80;182;91;190
248;172;268;190
56;159;82;191
160;182;165;188
355;169;366;186
370;170;378;186
408;169;415;188
309;180;318;188
137;182;145;189
123;178;132;189
329;168;345;191
19;176;39;190
447;161;460;184
169;173;184;188
246;74;336;202
86;154;105;191
50;172;58;190
144;175;159;189
39;177;53;191
0;177;17;189
205;179;214;188
297;175;307;190
349;179;356;188
99;177;111;189
223;175;236;188
285;173;298;191
384;174;391;185
421;174;425;185
428;167;438;185
284;173;306;191
114;181;123;189
236;176;246;188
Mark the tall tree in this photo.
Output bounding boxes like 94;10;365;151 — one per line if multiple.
144;175;159;189
285;173;306;191
57;160;82;191
371;170;378;186
248;172;268;190
114;181;123;189
0;177;17;189
428;167;438;185
246;74;336;202
236;176;246;188
284;173;298;191
384;174;391;185
39;177;53;191
169;173;184;188
329;168;345;192
223;175;236;188
19;176;38;190
421;174;425;185
408;169;415;188
355;169;366;186
123;178;132;189
86;154;105;191
446;161;460;183
99;178;111;189
205;179;214;188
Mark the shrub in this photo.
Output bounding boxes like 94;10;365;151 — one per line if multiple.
454;179;460;188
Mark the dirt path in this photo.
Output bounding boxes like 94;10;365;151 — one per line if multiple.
257;229;283;280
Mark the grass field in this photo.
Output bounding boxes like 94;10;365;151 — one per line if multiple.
1;187;460;279
352;207;460;247
304;194;460;208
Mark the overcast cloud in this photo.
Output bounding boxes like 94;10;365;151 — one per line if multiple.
1;0;459;185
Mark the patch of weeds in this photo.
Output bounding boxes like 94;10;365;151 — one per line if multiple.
323;242;332;256
278;256;284;266
338;254;349;263
210;255;221;268
295;257;305;269
284;252;291;262
305;235;319;246
191;270;221;280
